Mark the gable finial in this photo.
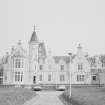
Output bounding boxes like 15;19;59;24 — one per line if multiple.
34;24;35;32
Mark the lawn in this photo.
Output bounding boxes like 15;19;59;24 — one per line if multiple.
62;86;105;105
0;87;36;105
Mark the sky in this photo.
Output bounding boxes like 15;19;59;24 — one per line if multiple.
0;0;105;56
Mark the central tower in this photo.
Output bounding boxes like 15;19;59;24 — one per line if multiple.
29;25;39;84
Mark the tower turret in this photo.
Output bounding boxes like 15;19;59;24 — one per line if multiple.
29;25;38;43
29;25;39;61
28;25;39;84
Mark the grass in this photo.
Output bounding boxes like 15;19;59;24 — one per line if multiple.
62;86;105;105
0;87;36;105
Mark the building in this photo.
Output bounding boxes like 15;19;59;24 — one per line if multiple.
71;44;91;85
89;55;105;85
0;26;105;87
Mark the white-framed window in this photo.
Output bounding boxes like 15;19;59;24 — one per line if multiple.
60;74;65;81
15;72;23;82
77;75;84;81
15;72;17;81
15;59;24;68
60;65;64;71
48;74;51;81
20;72;23;82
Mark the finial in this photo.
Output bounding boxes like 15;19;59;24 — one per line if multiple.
77;43;82;50
34;24;35;32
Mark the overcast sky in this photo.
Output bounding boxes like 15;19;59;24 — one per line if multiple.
0;0;105;56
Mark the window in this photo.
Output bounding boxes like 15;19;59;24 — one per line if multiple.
48;74;51;81
77;75;84;81
0;78;3;84
39;65;43;70
60;65;64;71
93;76;96;81
21;59;24;68
102;62;105;67
78;64;83;71
15;59;24;68
15;72;23;82
15;72;18;81
60;75;65;81
0;69;3;76
17;72;20;81
20;72;23;82
39;75;42;81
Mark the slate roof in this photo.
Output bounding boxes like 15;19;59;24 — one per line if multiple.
30;30;38;42
53;56;70;64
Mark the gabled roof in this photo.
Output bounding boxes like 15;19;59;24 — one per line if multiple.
12;41;27;58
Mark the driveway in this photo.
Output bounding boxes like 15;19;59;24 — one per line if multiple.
24;91;64;105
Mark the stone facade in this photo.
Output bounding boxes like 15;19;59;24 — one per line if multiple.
0;26;105;87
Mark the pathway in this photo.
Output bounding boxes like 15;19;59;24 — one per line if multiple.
24;91;64;105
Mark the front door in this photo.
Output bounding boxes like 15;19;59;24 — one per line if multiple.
33;76;36;84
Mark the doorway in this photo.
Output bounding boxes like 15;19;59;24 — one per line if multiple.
33;76;36;84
